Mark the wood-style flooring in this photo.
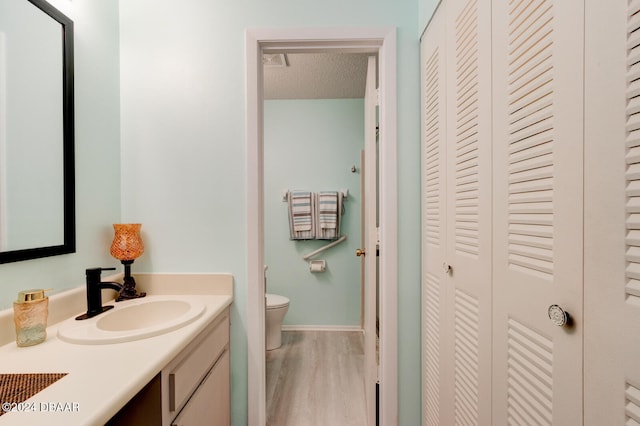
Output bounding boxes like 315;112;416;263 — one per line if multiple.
266;330;367;426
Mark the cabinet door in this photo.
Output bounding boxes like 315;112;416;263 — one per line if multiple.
492;0;584;424
172;349;230;426
583;0;640;423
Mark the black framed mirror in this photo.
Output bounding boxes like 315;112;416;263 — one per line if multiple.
0;0;75;263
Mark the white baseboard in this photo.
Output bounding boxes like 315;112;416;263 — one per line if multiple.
281;325;362;332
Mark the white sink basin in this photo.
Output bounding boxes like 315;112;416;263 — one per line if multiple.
58;296;206;344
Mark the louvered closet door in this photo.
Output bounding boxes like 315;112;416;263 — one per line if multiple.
491;1;584;424
445;0;493;424
421;5;450;425
421;0;492;424
583;0;640;423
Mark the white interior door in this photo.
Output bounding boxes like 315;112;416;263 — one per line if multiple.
492;1;584;424
362;55;378;426
583;0;640;423
360;149;366;329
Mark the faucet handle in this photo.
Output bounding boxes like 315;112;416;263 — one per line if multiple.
85;267;116;282
85;267;116;273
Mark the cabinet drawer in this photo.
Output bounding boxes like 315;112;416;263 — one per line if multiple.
168;310;229;413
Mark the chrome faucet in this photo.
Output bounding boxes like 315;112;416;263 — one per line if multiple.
75;267;122;320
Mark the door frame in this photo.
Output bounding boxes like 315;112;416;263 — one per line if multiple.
246;27;398;426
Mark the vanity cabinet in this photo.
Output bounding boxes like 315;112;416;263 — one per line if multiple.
107;306;230;425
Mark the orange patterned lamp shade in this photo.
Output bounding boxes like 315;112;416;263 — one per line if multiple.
110;224;144;261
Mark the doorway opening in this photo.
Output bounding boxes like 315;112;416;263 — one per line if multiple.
246;27;398;426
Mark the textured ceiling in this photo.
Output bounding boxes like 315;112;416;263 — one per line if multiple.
263;52;372;100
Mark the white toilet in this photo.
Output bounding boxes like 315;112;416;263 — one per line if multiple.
265;293;290;350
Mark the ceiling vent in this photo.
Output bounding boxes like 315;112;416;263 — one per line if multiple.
262;53;288;68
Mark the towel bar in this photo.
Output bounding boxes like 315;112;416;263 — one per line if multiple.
282;189;348;201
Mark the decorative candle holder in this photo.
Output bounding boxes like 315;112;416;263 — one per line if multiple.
110;223;146;301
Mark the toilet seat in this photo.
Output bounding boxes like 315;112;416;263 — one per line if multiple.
266;293;289;309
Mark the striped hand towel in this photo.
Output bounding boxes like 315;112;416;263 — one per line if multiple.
288;190;315;239
318;191;338;230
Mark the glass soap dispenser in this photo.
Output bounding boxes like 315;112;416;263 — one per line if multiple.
13;289;49;347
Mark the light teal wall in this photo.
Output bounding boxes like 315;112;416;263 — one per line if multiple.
264;99;363;327
420;0;441;36
0;1;120;309
119;1;421;424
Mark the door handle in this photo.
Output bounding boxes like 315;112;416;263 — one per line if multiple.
442;262;452;274
356;248;366;257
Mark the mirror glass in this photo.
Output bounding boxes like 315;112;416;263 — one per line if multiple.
0;0;75;263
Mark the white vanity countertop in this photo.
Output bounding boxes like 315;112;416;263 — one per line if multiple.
0;273;233;426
